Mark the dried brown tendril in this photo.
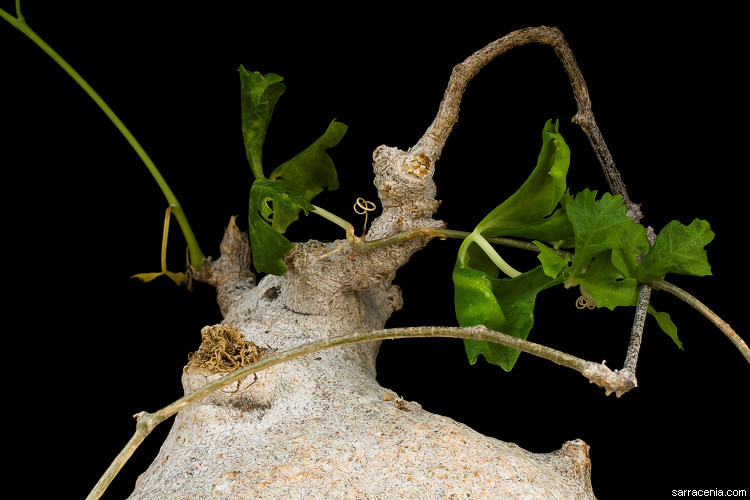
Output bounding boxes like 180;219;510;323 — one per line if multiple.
316;241;346;260
316;197;377;260
353;197;377;237
576;295;597;310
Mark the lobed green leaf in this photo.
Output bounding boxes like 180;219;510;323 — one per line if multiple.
267;120;348;232
248;179;314;275
533;240;570;279
571;251;639;310
270;120;347;201
455;263;563;371
565;189;649;278
239;70;348;276
239;66;286;180
501;207;575;248
637;218;714;284
473;119;572;241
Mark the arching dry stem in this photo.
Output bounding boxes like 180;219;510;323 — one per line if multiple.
412;26;641;221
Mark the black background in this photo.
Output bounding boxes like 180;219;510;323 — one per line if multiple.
3;2;747;499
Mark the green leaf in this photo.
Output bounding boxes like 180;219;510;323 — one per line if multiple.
269;120;348;201
572;251;639;310
501;207;574;248
453;120;571;371
455;120;572;272
648;304;682;350
453;264;507;337
637;219;714;283
611;219;650;280
474;119;571;239
248;179;314;275
454;263;563;371
565;189;649;278
266;120;347;232
239;66;286;180
533;240;570;279
239;70;348;275
560;189;645;310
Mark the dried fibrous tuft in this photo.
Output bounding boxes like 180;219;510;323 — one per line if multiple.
186;324;267;374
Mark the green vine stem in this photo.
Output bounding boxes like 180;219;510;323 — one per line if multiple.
311;204;358;242
0;6;206;269
353;227;559;257
86;323;632;500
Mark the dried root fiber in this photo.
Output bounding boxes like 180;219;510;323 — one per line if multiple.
186;324;267;374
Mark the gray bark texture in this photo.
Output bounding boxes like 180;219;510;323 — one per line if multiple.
127;133;596;498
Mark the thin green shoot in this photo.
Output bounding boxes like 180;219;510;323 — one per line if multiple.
0;6;206;269
463;231;522;278
311;205;358;242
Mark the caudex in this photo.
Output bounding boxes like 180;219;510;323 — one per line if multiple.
2;4;747;499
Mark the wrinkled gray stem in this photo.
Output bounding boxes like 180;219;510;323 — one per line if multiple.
622;284;652;376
